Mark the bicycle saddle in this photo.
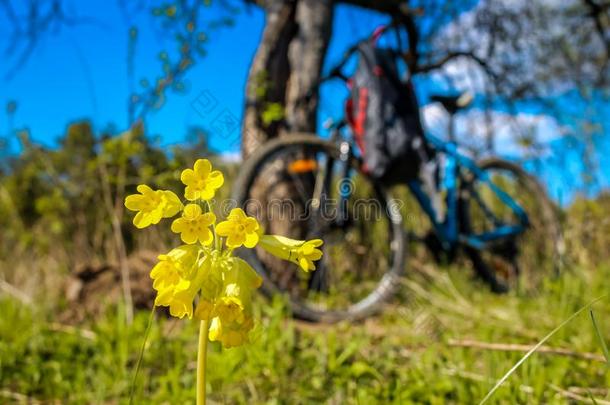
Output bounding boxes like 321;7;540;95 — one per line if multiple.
430;92;473;114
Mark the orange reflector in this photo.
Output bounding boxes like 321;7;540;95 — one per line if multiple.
288;159;317;173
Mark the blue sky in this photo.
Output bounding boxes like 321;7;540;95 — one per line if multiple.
0;1;396;152
0;0;608;202
0;1;264;151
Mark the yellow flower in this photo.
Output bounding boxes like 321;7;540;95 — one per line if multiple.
195;257;262;321
152;245;210;319
180;159;224;201
124;185;182;228
214;293;245;324
194;299;215;320
259;235;323;272
155;279;193;318
208;316;253;348
196;257;261;347
216;208;260;248
225;257;263;291
171;204;216;245
150;245;202;287
150;258;181;292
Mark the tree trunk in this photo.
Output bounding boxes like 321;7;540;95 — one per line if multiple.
285;0;334;132
242;1;296;158
242;0;334;158
242;1;297;158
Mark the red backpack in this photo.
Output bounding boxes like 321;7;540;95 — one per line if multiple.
346;30;431;183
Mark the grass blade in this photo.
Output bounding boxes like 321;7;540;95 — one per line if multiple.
590;309;610;364
129;307;156;405
479;296;605;405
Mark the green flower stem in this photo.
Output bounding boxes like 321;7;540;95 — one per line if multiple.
197;319;209;405
204;200;221;252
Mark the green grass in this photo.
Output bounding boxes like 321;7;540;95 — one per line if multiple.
1;264;610;404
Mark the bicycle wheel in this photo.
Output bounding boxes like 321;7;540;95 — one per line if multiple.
459;157;563;293
232;134;405;322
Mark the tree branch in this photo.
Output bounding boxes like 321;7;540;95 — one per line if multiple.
581;0;610;61
414;50;497;81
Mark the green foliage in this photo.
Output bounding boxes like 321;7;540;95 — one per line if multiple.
0;121;221;263
2;266;610;403
564;192;610;266
2;122;610;403
261;103;285;126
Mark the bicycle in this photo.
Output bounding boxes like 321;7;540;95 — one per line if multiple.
232;25;562;323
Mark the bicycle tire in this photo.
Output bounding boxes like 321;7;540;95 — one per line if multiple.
460;157;563;292
232;133;406;322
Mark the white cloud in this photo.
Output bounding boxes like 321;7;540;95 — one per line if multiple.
421;103;566;157
426;0;588;96
218;151;242;163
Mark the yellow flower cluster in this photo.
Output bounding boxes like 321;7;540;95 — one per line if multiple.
125;159;323;348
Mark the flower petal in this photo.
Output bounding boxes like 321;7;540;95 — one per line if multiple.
171;218;185;233
215;221;233;236
149;208;164;225
162;190;183;217
133;211;152;228
243;232;259;248
244;217;260;233
183;203;202;218
124;194;145;211
184;186;198;201
226;233;243;248
208;317;222;341
201;212;216;226
207;171;224;188
309;250;323;261
180;229;197;244
199;186;216;201
199;229;214;246
180;168;196;185
310;239;324;247
194;159;212;177
136;184;154;195
225;208;241;221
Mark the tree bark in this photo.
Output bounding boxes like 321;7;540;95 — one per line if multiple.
242;0;297;158
285;0;334;132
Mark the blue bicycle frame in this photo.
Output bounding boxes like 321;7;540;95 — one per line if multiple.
405;133;530;252
315;22;531;253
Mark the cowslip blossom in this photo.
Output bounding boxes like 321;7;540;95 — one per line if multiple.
171;204;216;245
124;158;323;348
216;208;260;248
180;158;224;201
124;184;182;228
258;235;323;272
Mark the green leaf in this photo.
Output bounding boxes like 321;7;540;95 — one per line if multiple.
261;103;284;126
